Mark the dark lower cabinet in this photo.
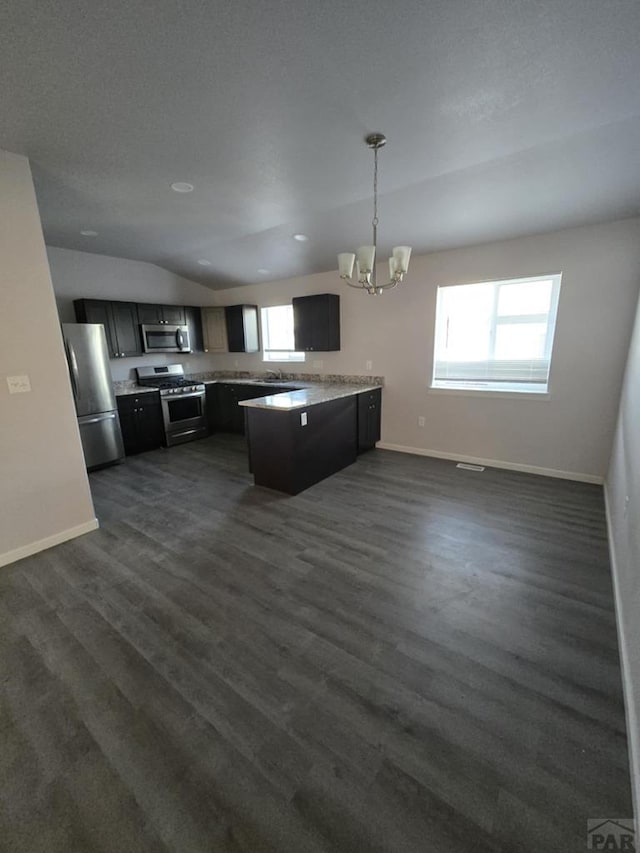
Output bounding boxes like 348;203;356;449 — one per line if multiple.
74;299;142;358
205;385;221;431
206;384;240;432
206;383;285;434
357;388;382;452
116;393;164;455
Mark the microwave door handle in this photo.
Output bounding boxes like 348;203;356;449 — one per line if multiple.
176;328;184;350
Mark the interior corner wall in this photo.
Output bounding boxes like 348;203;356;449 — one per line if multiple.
47;246;221;380
0;150;96;567
605;289;640;826
207;217;640;481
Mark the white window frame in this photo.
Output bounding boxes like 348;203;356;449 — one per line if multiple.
431;273;562;395
260;304;305;363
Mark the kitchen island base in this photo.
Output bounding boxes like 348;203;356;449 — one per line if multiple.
245;395;357;494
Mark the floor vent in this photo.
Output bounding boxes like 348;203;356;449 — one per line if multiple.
456;463;485;472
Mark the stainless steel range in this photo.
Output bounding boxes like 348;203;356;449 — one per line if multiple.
136;364;207;447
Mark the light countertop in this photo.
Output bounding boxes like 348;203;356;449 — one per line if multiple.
238;383;382;411
114;377;383;408
113;385;161;397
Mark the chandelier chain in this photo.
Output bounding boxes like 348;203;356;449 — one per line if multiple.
371;145;379;288
372;145;379;230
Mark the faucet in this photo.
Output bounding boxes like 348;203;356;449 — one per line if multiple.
266;369;283;380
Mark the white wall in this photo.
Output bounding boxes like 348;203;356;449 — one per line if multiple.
205;217;640;481
0;151;96;567
605;290;640;825
47;219;640;480
47;246;221;380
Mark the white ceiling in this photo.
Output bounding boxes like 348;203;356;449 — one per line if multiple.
2;0;640;289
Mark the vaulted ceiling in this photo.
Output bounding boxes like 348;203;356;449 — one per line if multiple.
2;0;640;289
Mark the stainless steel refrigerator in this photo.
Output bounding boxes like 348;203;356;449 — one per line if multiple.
62;323;125;470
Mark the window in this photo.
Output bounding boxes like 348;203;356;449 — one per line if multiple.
431;273;561;393
260;305;305;362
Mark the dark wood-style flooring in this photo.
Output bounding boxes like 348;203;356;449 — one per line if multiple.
0;435;632;852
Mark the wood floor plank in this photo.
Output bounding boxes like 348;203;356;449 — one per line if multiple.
0;434;632;852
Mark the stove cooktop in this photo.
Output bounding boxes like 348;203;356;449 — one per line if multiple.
135;364;204;395
150;379;198;389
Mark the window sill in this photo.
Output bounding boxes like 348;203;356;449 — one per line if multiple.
428;385;550;400
262;359;306;364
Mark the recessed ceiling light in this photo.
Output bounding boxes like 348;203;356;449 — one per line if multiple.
80;229;98;237
197;259;212;266
293;233;309;242
257;268;270;275
171;182;194;193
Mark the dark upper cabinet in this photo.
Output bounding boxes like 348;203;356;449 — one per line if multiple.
74;299;142;358
116;393;164;455
110;302;142;357
73;299;117;354
292;294;340;351
161;304;186;325
184;306;204;352
357;388;382;453
225;305;260;352
137;304;186;325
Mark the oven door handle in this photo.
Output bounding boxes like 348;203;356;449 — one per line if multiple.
164;391;205;400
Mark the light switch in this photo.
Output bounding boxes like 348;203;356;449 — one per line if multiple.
7;375;31;394
301;412;308;426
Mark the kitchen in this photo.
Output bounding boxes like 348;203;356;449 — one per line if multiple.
62;292;383;494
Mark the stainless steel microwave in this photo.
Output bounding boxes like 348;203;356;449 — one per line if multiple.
141;324;191;354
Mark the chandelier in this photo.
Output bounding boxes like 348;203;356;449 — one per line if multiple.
338;133;412;295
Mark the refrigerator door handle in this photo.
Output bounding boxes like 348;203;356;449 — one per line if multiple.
79;413;117;425
65;341;80;399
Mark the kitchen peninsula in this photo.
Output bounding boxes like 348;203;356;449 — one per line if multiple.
239;382;382;494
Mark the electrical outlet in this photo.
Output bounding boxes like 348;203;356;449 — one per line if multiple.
7;375;31;394
365;360;373;371
418;416;425;427
313;359;323;369
234;359;239;368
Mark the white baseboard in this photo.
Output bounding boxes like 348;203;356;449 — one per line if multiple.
604;487;640;832
0;518;99;568
376;442;603;484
